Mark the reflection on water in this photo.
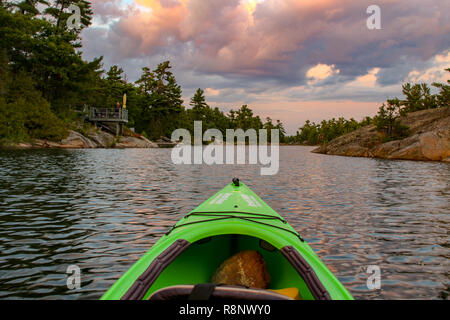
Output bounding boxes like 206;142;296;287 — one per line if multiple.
0;147;448;299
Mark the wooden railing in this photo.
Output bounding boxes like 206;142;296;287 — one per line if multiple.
89;107;128;123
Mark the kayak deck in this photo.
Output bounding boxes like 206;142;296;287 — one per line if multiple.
102;180;353;300
144;234;314;299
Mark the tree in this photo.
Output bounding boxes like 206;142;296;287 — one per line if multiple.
134;61;183;139
190;88;209;122
0;53;67;143
15;0;49;16
1;2;101;112
104;65;125;107
262;117;285;143
433;68;450;108
230;105;263;131
401;83;437;112
289;115;374;145
190;88;208;110
44;0;93;33
374;100;408;140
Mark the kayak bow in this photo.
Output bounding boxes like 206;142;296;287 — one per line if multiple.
102;179;353;300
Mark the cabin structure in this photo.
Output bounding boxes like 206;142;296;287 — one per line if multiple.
88;107;128;136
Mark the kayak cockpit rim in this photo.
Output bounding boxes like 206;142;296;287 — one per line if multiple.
120;233;331;300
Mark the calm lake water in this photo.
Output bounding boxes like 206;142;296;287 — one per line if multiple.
0;147;448;300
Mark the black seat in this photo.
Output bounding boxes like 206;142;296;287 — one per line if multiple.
148;284;293;300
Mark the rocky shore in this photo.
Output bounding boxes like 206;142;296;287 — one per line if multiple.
312;107;450;162
11;128;159;149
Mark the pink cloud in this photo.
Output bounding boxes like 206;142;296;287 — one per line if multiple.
81;0;449;129
87;0;449;79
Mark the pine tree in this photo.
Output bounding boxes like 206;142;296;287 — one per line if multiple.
190;88;208;109
402;83;437;112
134;61;183;138
15;0;49;16
190;88;208;122
44;0;93;32
374;100;408;140
433;69;450;108
275;119;286;143
104;65;125;107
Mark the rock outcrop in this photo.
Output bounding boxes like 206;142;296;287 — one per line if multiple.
10;128;159;149
86;130;115;148
116;135;158;148
59;130;99;148
312;107;450;162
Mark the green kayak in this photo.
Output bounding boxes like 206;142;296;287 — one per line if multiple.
102;179;353;300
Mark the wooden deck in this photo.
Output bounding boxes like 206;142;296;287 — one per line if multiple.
88;107;128;136
89;108;128;123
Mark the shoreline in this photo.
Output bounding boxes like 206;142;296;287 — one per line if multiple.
0;129;160;150
1;140;319;150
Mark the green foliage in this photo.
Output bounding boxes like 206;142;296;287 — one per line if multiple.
190;88;208;112
134;61;184;139
401;83;438;112
0;65;67;144
185;89;229;135
0;2;101;113
263;117;286;143
373;70;449;141
44;0;93;32
228;105;263;132
433;68;450;108
287;117;371;145
104;65;126;107
13;0;49;16
374;101;409;140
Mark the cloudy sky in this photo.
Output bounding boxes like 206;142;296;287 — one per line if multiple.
81;0;450;133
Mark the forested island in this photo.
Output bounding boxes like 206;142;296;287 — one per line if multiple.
0;1;288;146
0;1;448;160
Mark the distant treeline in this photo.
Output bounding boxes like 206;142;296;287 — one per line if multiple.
285;117;373;145
0;2;448;146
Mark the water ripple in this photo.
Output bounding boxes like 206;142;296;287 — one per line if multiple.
0;147;448;299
